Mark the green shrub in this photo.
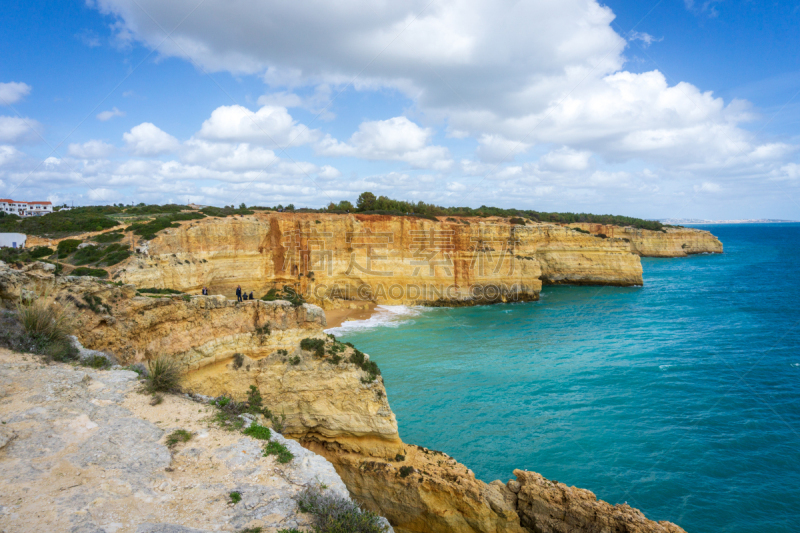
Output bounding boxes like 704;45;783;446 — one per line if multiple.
29;246;54;258
92;231;124;243
290;356;300;365
15;295;77;362
201;206;254;217
255;324;271;336
129;212;205;240
296;486;387;533
348;349;381;383
246;384;266;415
509;217;526;225
83;354;110;369
146;356;182;392
243;424;271;441
57;239;82;257
232;353;244;369
83;293;111;314
301;338;325;357
0;207;119;237
137;287;184;295
229;491;242;504
71;267;108;278
264;440;294;464
166;429;192;448
212;396;247;431
261;286;305;307
73;245;105;265
399;466;414;478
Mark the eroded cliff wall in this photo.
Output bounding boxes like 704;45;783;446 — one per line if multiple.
568;223;723;257
111;213;645;306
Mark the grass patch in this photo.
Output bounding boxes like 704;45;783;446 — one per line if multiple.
92;230;124;243
57;239;82;257
260;285;305;307
229;491;242;504
297;486;387;533
146;356;182;392
71;267;108;278
13;294;77;362
83;354;110;369
136;287;184;295
166;429;192;448
128;212;206;240
264;440;294;464
243;424;271;441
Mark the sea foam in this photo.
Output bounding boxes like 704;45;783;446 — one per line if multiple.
324;305;428;336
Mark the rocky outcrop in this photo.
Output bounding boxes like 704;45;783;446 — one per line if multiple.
110;213;644;306
513;470;686;533
0;348;363;533
0;262;687;533
568;223;723;257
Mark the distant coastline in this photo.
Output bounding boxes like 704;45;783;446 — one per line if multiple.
661;218;798;225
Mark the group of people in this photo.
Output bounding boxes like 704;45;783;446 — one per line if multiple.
236;285;255;302
199;285;255;302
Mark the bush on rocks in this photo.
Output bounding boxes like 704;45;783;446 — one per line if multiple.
146;356;182;392
297;486;387;533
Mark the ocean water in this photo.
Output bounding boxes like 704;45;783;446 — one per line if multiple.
332;224;800;533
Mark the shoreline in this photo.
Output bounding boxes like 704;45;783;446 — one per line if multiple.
324;303;378;329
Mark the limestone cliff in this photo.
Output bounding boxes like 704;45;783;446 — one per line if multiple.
568;223;723;257
0;262;687;533
109;213;644;306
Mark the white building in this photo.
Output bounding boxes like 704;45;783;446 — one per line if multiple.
0;233;26;248
0;199;53;217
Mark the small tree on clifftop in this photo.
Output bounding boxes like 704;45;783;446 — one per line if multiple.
357;192;376;211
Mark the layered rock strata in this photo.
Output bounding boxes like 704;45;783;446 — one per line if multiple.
110;213;645;306
568;223;723;257
0;262;688;533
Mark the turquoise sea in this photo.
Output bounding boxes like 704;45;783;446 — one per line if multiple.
332;224;800;533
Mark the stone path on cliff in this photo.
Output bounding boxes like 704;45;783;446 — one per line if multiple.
0;349;373;533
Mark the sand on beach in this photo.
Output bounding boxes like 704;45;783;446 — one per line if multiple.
324;303;377;329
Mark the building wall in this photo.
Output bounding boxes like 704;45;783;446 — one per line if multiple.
0;233;27;248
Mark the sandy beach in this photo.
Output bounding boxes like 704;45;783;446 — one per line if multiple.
324;303;377;329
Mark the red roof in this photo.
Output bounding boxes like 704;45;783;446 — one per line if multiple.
0;200;52;205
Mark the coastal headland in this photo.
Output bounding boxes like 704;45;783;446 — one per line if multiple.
2;213;722;533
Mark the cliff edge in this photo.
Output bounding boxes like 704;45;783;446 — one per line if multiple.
0;262;688;533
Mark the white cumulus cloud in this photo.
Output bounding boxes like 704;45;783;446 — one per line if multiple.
197;104;318;147
317;116;452;170
123;123;180;156
0;82;32;105
68;140;116;159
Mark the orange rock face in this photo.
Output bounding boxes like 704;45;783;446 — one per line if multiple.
568;223;723;257
112;213;648;306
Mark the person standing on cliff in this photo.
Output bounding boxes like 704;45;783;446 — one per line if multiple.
249;290;254;300
202;286;208;295
236;285;242;302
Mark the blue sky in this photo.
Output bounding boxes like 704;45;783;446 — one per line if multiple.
1;0;799;219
